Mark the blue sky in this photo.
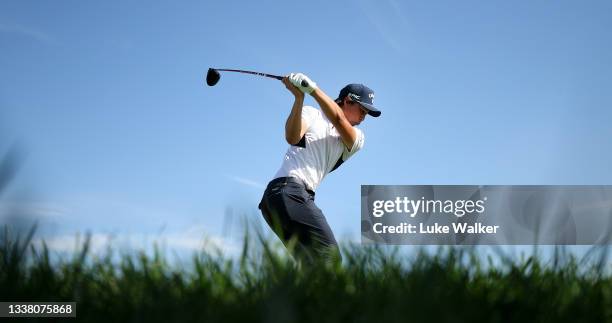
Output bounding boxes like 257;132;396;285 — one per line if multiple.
1;0;611;257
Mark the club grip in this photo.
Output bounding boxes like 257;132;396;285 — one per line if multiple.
301;80;309;88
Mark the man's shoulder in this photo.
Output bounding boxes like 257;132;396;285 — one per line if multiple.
302;105;321;116
302;106;325;124
356;127;365;140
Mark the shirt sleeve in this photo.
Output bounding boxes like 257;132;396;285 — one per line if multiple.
342;127;365;160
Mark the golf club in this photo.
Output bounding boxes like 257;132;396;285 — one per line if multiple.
206;68;309;87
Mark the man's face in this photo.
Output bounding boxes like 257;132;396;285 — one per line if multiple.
343;98;368;126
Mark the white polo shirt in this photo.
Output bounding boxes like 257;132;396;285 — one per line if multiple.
273;106;365;192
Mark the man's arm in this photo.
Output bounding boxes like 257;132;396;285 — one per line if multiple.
288;73;357;149
310;88;357;149
283;77;309;145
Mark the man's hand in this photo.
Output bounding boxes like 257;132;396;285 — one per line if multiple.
288;73;318;95
282;77;304;99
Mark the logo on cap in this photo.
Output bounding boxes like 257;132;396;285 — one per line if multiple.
348;93;361;101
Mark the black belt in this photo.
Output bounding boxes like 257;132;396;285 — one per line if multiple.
267;177;315;196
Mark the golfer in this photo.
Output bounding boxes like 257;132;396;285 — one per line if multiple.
258;72;381;263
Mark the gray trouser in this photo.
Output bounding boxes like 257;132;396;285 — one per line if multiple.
258;177;340;264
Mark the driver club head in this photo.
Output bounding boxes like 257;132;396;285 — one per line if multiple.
206;68;221;86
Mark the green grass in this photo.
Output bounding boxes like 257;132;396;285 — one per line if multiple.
1;225;611;323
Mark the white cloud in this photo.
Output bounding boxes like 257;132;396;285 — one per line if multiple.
355;0;412;54
226;175;265;189
31;230;242;258
0;23;55;44
0;202;68;219
32;233;112;254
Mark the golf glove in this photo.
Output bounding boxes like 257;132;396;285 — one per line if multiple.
289;73;318;94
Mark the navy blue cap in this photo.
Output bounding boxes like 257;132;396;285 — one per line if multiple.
335;84;381;117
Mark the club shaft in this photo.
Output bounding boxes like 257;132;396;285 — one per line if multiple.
214;68;283;80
